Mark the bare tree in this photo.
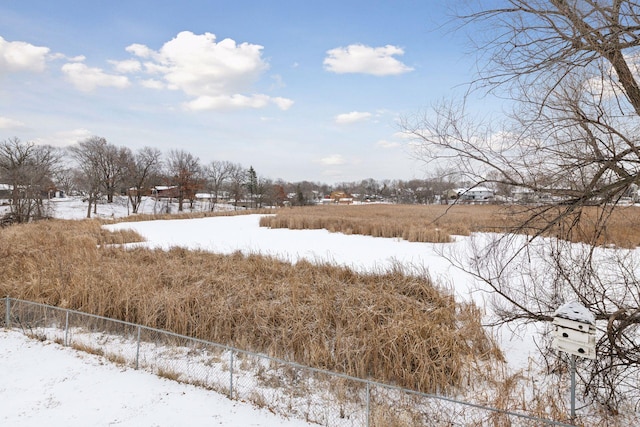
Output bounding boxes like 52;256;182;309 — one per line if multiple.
405;0;640;412
256;177;276;207
126;147;162;214
68;137;106;218
101;143;131;204
226;163;247;210
255;176;271;208
53;166;75;197
204;160;233;211
0;137;59;223
166;149;202;212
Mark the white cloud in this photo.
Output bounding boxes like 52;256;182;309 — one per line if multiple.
0;116;25;129
0;36;50;73
319;154;346;166
485;130;518;152
109;59;142;73
324;44;413;76
141;78;165;89
335;111;372;125
272;97;294;110
125;31;290;111
376;139;401;148
129;31;267;96
184;94;293;111
61;62;130;92
67;55;86;62
35;128;93;147
184;94;270;111
126;43;153;58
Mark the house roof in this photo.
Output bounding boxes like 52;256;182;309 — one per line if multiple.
456;187;494;194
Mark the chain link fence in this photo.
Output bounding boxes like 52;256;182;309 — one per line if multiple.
1;297;576;426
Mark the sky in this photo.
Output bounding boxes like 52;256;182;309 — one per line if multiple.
0;1;486;184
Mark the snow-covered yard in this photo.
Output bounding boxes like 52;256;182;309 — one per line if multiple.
0;329;314;427
0;196;611;425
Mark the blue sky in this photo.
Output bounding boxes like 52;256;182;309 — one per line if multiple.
0;1;487;184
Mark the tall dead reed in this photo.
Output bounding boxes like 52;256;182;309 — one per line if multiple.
259;204;507;243
260;204;640;248
0;219;501;394
109;207;272;224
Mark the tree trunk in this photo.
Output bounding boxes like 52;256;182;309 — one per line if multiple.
86;197;92;219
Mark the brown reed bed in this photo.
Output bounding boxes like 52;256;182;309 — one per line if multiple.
108;207;273;224
0;219;501;394
259;204;484;243
259;203;640;248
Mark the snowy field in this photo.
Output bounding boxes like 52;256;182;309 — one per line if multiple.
0;329;314;427
0;197;568;424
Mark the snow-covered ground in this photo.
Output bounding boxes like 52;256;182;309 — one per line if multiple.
0;196;567;424
0;329;314;427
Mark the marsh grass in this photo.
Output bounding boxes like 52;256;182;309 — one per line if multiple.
156;366;182;382
0;218;500;394
109;208;272;224
259;204;473;243
259;204;640;247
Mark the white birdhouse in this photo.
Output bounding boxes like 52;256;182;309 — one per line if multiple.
551;301;596;359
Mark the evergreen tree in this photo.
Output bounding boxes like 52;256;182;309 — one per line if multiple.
246;166;258;208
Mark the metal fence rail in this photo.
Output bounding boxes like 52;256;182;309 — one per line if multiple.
1;297;576;426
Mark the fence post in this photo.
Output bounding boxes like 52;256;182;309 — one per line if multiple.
366;381;370;427
64;310;70;346
5;298;9;328
229;350;234;399
135;325;141;370
570;355;576;422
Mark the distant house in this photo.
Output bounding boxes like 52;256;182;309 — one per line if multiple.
323;191;353;205
196;191;229;203
445;187;495;203
127;187;148;198
0;183;13;200
456;187;495;202
151;186;180;199
0;183;64;201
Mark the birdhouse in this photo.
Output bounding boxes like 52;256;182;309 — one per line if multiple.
551;301;596;359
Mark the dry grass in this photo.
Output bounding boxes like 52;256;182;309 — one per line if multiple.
108;208;273;224
156;366;182;382
0;219;501;394
70;341;104;357
259;204;477;243
260;204;640;247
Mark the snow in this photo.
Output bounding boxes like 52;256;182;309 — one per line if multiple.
102;214;542;368
105;215;464;280
0;196;598;424
0;329;313;427
554;301;596;325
